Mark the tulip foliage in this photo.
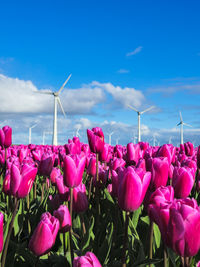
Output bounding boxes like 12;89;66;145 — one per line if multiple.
1;126;200;266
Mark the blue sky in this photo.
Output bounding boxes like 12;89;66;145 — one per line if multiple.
0;0;200;146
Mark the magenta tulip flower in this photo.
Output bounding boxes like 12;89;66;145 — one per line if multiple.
38;153;54;176
73;251;102;267
10;163;37;198
63;155;86;188
50;167;61;185
167;198;200;257
118;167;151;212
53;205;71;233
73;183;88;213
157;144;175;165
29;212;60;256
0;126;12;148
172;166;195;198
126;143;140;165
150;157;169;190
0;212;3;252
87;127;104;154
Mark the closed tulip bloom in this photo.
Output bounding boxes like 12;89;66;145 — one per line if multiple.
53;205;71;233
63;155;86;188
87;127;104;154
172;166;195;198
0;212;3;252
29;212;60;256
73;251;102;267
126;143;140;165
150;157;169;190
87;156;97;177
118;167;151;212
99;143;110;162
0;126;12;148
38;154;54;176
73;183;88;213
50;167;61;184
10;163;37;198
184;141;194;156
157;144;175;165
110;157;126;171
3;170;11;195
167;198;200;257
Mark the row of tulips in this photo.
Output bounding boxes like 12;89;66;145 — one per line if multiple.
0;126;200;266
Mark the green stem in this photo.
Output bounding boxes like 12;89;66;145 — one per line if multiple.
163;245;168;267
69;188;74;265
80;213;86;235
122;212;129;267
149;220;154;267
1;199;20;267
63;232;66;256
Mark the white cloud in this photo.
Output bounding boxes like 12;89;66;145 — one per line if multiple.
91;81;145;109
126;46;143;57
117;69;130;74
0;74;105;114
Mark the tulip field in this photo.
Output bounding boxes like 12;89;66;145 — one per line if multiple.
1;126;200;267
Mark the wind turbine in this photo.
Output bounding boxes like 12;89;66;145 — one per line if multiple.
28;123;37;144
128;105;155;142
108;132;114;145
116;137;120;145
177;111;192;145
37;74;72;145
42;131;52;145
75;125;81;138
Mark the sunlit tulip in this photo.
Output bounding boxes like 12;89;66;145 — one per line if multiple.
63;155;86;188
118;167;151;211
87;127;104;154
0;126;12;148
172;166;195;198
10;163;37;198
28;212;60;256
150;157;169;190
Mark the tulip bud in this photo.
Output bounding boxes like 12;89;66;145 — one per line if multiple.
172;166;195;198
0;126;12;148
28;212;60;256
53;205;71;233
87;127;104;154
73;251;102;267
63;155;86;188
150;157;169;190
73;183;88;213
118;167;151;212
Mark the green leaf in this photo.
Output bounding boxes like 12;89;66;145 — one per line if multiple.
140;215;150;225
153;223;161;249
132;206;143;229
104;188;114;204
82;217;95;252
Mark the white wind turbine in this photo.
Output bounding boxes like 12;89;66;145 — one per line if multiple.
37;74;72;146
108;132;114;145
115;137;120;145
75;125;81;138
177;111;192;145
128;105;155;142
28;123;37;144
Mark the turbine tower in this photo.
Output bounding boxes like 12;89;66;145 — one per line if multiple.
128;105;155;142
38;74;71;146
29;123;37;144
177;111;192;145
108;132;114;145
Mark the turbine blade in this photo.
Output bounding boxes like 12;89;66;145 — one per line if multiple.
179;111;183;122
31;123;37;129
183;122;192;127
35;91;53;95
140;106;155;114
127;105;138;112
177;122;182;126
57;97;66;117
57;74;72;94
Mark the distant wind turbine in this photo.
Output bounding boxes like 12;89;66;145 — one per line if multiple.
29;123;37;144
75;125;81;138
37;74;72;145
128;105;155;142
177;111;192;145
116;137;120;145
108;132;114;145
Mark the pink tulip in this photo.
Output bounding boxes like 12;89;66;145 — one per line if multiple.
126;143;140;165
73;251;102;267
172;166;195;198
0;126;12;148
38;154;54;176
150;157;169;190
53;205;71;233
87;127;104;154
50;167;61;184
63;155;86;188
29;212;60;256
73;183;88;213
10;163;37;198
167;198;200;257
118;167;151;211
